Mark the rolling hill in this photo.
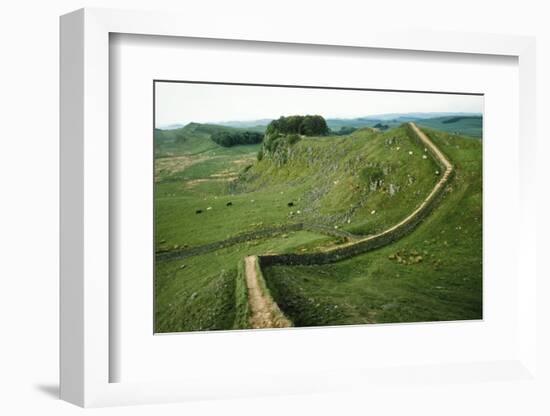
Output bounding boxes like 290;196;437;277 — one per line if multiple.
415;115;482;138
262;128;482;326
153;120;481;332
156;112;482;141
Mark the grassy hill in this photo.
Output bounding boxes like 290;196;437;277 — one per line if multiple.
261;128;482;326
153;122;477;333
239;126;440;236
154;122;264;157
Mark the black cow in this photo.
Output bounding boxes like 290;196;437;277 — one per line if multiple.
226;202;233;206
287;202;294;207
195;209;203;214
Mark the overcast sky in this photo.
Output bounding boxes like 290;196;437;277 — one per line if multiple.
155;82;483;127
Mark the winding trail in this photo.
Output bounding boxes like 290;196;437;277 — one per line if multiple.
409;122;452;171
244;256;292;329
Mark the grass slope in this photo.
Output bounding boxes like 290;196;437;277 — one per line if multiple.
262;128;482;326
155;122;264;157
239;126;439;237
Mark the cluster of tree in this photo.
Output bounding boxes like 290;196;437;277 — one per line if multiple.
373;122;390;131
441;116;478;124
211;130;264;147
265;115;329;137
263;133;301;154
332;126;358;136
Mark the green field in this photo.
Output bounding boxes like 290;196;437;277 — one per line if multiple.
154;119;482;333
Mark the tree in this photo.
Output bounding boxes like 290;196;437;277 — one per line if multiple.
300;115;328;136
333;126;357;136
265;115;328;137
211;130;263;147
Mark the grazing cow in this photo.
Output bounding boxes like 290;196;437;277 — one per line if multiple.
287;202;294;207
195;209;203;214
226;202;233;206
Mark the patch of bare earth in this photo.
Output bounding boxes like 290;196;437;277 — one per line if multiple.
244;256;292;329
180;156;254;187
232;157;255;166
155;155;207;180
209;169;237;178
185;174;238;188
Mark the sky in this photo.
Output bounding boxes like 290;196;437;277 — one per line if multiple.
154;82;483;128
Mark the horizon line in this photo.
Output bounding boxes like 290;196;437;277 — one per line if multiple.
156;111;483;129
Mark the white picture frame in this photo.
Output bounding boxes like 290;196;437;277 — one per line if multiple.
60;7;537;407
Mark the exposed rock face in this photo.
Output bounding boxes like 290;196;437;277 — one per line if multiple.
369;179;384;192
388;183;400;197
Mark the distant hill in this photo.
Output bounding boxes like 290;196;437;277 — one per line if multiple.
155;112;483;152
326;117;387;131
158;121;268;133
215;119;272;131
357;112;481;121
326;113;482;138
155;122;255;141
415;116;482;138
159;113;481;129
155;122;265;156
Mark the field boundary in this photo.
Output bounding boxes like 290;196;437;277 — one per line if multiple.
156;222;357;262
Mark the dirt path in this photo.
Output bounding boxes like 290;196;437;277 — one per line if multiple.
244;256;292;329
409;122;453;171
